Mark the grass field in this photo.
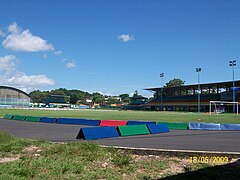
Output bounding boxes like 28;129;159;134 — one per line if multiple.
0;132;239;179
1;108;240;124
1;110;240;179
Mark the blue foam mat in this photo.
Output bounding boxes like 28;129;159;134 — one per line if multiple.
56;118;100;126
40;117;56;123
188;123;201;130
127;121;156;125
189;122;221;130
220;124;240;131
201;123;221;130
76;126;119;140
147;124;169;134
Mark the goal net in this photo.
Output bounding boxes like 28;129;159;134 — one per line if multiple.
209;101;239;115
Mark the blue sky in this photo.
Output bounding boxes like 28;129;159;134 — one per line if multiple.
1;0;240;97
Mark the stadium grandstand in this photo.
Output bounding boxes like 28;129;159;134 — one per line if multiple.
0;86;30;108
45;95;70;108
144;80;240;112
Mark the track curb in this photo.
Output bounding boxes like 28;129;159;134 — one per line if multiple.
99;145;240;158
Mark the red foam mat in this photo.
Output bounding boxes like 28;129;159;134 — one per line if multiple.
100;120;127;127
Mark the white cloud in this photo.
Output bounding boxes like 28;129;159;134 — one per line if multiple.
0;55;16;74
6;72;55;87
0;55;55;91
66;61;76;69
2;22;54;52
0;29;5;37
54;50;62;55
8;22;19;34
63;58;77;69
118;34;135;42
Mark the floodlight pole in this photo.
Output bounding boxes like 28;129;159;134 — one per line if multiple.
229;60;236;113
160;73;164;111
196;68;201;113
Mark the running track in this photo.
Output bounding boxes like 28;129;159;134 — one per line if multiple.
1;118;240;153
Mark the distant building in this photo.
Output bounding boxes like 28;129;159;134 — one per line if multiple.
86;99;93;103
0;86;30;108
110;103;122;107
104;96;122;103
108;96;122;102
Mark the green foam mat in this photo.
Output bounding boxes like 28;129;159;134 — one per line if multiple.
3;114;13;119
118;125;150;136
25;116;41;122
12;115;26;121
157;122;188;130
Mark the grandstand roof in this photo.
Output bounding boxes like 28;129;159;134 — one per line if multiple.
145;80;240;92
0;86;30;97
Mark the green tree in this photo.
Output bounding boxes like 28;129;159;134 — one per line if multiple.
119;94;130;103
92;92;105;104
165;78;185;87
50;88;68;96
133;90;138;96
29;90;49;103
69;93;78;104
106;97;121;105
29;88;134;106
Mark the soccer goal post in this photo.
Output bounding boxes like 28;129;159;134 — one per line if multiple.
209;101;239;115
